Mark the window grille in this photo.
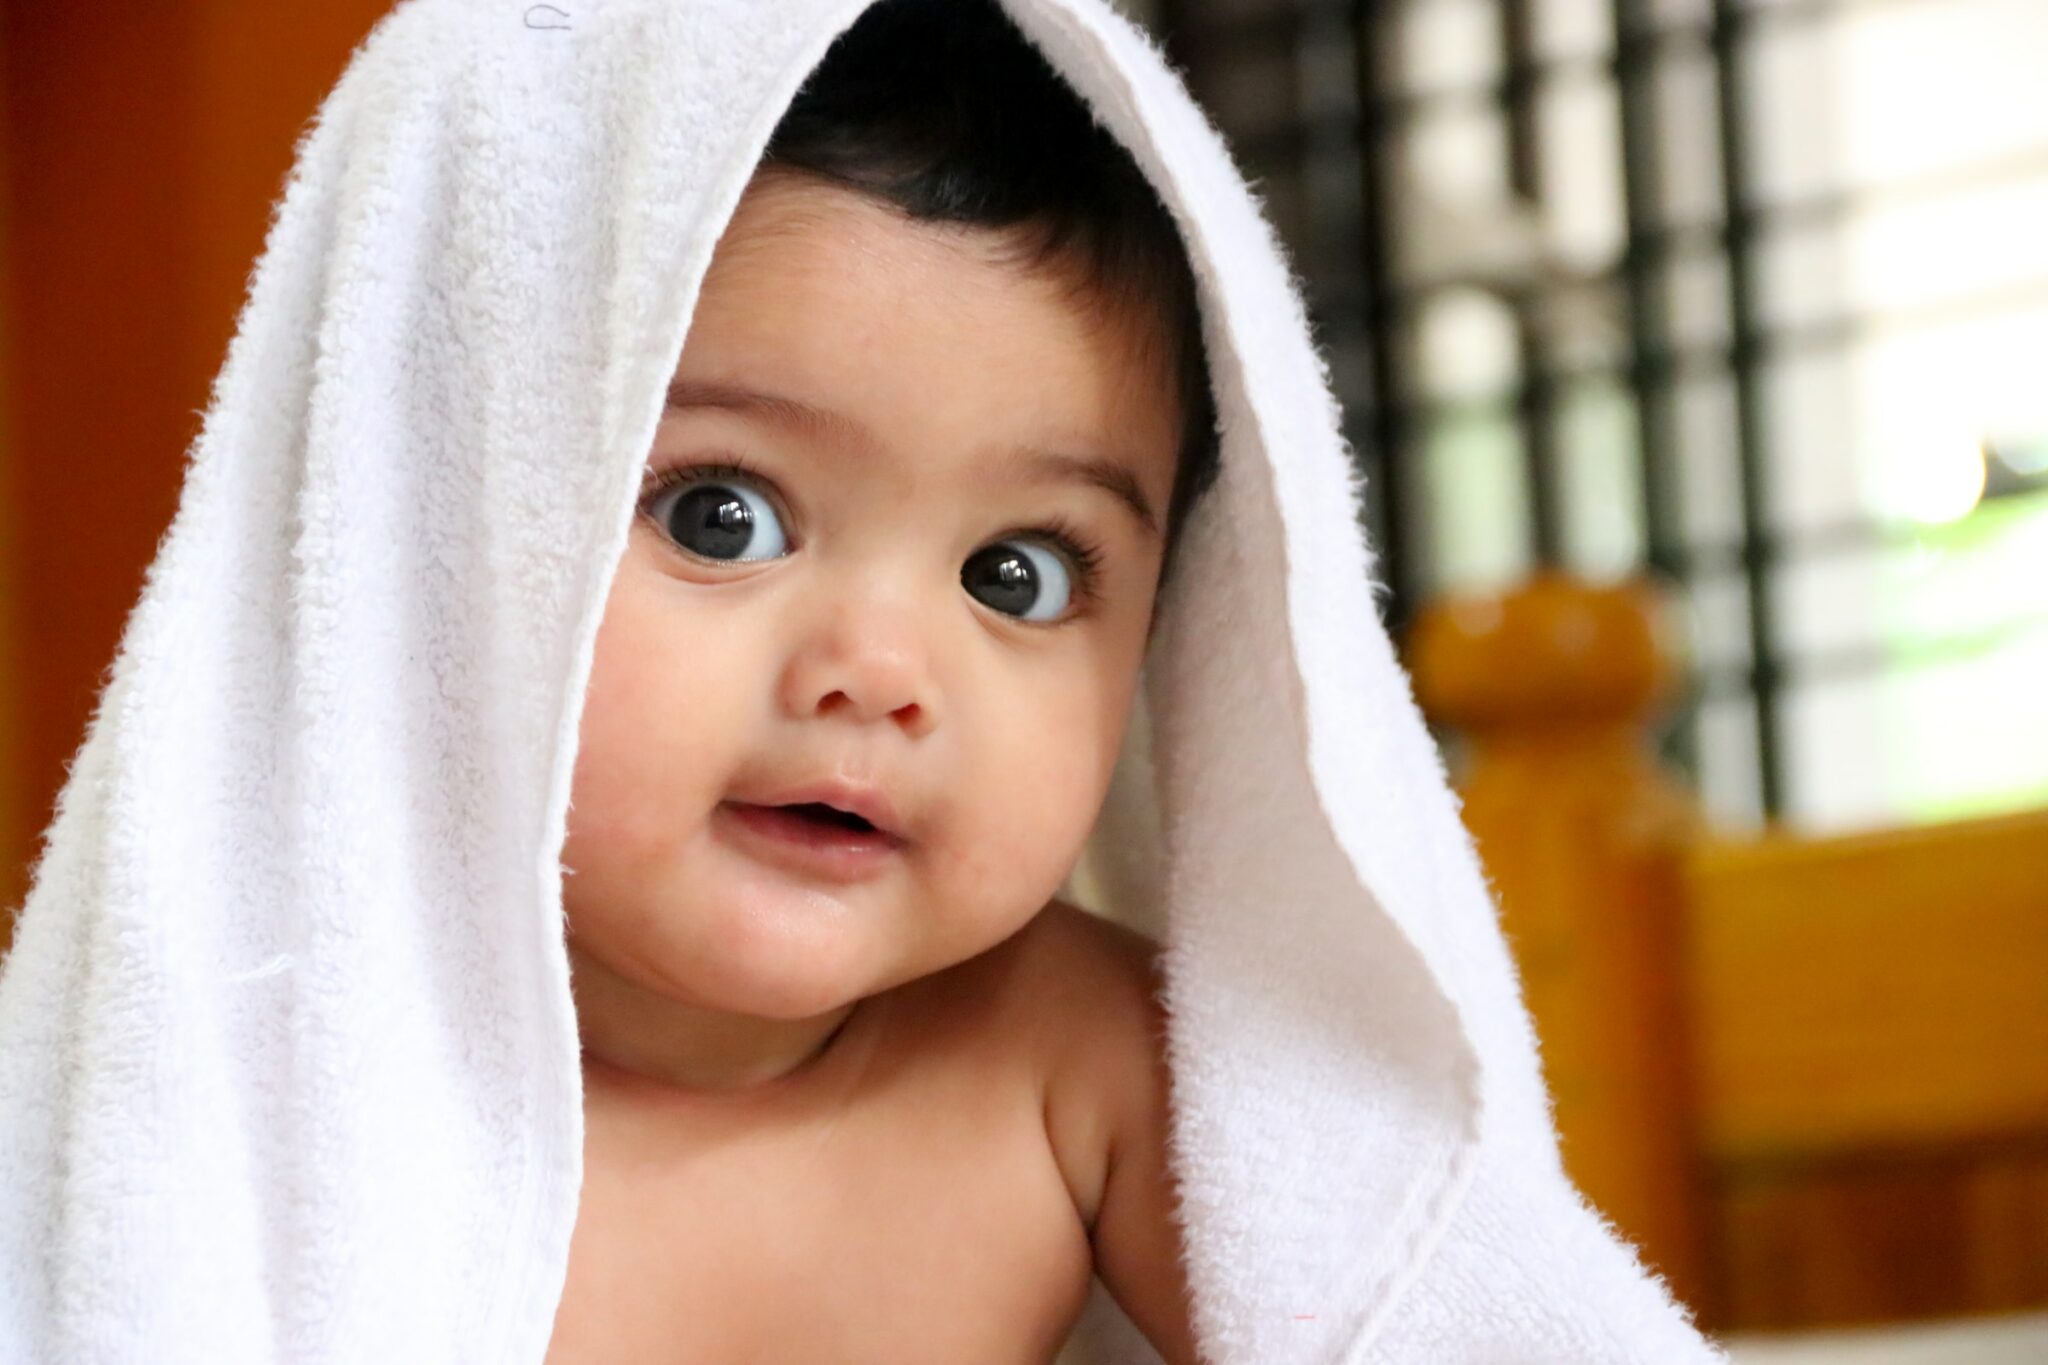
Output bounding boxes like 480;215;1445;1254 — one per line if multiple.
1147;0;2048;833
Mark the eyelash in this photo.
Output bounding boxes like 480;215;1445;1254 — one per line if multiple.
637;458;1109;622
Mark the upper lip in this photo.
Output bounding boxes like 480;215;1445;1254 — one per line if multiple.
736;779;907;842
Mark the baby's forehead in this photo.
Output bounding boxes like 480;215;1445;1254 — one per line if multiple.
684;178;1185;468
720;172;1181;358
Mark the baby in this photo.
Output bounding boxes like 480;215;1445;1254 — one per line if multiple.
543;2;1216;1360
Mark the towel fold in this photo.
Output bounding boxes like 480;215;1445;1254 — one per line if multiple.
0;1;1726;1360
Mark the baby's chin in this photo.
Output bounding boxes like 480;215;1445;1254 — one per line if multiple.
662;834;1039;1004
656;889;1046;1027
634;880;917;1014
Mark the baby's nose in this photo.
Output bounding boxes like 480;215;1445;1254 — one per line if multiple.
778;601;939;737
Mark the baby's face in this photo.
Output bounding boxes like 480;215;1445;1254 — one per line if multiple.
562;170;1181;1024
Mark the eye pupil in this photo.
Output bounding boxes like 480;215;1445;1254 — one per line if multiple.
671;486;755;560
962;544;1041;616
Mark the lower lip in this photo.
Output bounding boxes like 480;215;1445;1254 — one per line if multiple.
715;802;908;881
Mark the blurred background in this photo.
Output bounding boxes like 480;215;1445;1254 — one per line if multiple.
1;0;2043;1358
1131;0;2048;836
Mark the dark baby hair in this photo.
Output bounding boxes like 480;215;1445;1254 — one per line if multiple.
759;0;1221;588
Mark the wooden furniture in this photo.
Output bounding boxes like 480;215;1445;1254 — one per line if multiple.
1410;571;2048;1335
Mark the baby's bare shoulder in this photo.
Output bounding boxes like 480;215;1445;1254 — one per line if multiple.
1008;901;1169;1230
1014;898;1164;1002
1018;903;1199;1362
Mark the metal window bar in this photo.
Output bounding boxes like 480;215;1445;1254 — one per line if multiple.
1154;0;2048;827
1501;0;1566;568
1707;0;1789;815
1610;0;1695;776
1351;2;1421;635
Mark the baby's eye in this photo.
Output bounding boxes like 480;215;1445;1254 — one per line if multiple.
646;470;790;563
961;538;1077;624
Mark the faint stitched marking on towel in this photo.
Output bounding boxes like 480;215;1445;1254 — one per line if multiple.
524;4;571;30
220;955;294;985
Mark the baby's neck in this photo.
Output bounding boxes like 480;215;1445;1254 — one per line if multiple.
567;941;864;1097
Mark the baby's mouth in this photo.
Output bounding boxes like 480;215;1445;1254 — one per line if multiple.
716;801;911;871
776;801;876;834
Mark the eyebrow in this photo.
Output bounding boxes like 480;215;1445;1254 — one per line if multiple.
665;378;1162;540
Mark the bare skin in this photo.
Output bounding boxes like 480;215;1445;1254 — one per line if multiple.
546;900;1190;1364
545;169;1199;1362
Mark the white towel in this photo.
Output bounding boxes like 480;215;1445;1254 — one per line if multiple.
0;0;1728;1360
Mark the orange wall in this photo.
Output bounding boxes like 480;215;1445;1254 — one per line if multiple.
0;1;393;933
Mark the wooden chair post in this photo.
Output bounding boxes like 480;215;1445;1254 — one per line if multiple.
1408;570;1715;1319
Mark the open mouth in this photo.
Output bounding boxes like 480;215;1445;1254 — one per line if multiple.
717;798;905;880
778;801;877;834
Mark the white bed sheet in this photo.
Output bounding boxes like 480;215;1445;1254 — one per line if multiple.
1723;1312;2048;1363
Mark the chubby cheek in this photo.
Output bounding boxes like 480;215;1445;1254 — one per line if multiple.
931;674;1129;944
563;579;738;878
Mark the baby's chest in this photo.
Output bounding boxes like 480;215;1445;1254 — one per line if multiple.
546;1069;1095;1363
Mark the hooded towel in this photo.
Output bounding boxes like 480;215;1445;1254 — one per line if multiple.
0;0;1727;1360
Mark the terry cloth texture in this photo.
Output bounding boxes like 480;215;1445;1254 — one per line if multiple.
0;1;1728;1361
